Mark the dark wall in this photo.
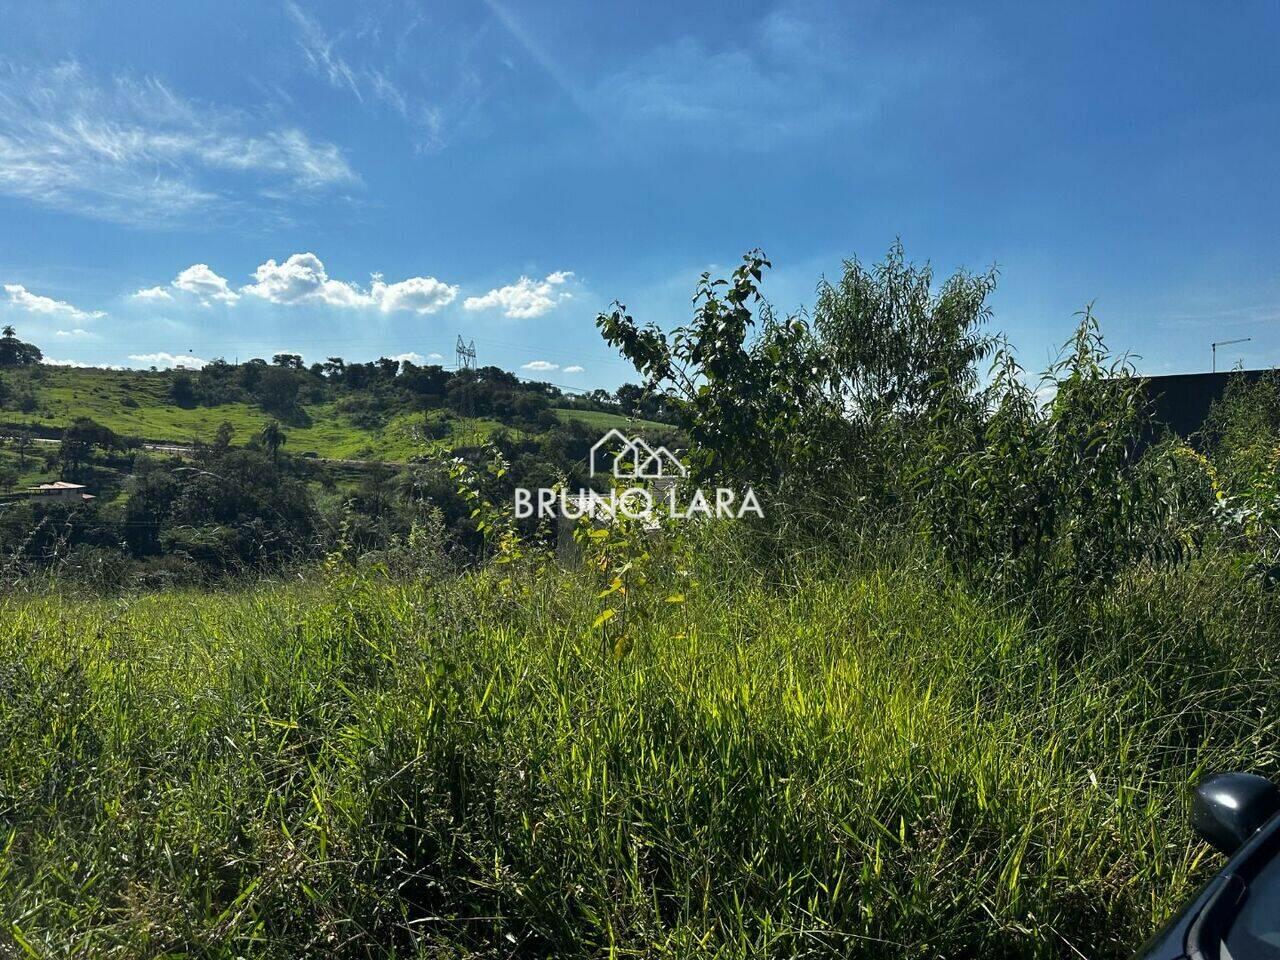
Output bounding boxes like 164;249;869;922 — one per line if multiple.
1141;369;1271;440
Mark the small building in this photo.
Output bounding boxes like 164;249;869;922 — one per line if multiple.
24;481;96;502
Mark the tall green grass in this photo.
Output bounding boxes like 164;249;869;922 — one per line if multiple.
0;539;1276;957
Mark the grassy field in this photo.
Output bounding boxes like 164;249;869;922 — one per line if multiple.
551;406;674;435
0;531;1273;958
0;366;658;463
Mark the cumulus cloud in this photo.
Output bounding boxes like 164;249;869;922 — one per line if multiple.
242;252;365;308
4;283;104;321
43;357;117;369
563;365;585;374
387;352;443;365
131;285;172;302
55;328;92;338
521;360;558;372
128;351;209;369
241;253;458;314
0;62;356;226
369;274;458;314
464;271;574;319
172;264;239;304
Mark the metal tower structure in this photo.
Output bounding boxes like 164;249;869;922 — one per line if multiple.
456;335;477;371
1212;337;1251;374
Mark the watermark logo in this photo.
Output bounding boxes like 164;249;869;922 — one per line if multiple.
514;430;762;522
589;428;688;480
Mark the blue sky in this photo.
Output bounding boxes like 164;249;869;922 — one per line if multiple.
0;0;1277;388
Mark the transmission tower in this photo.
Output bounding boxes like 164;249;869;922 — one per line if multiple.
455;335;477;371
455;335;479;442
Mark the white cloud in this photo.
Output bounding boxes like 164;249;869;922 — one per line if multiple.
587;8;972;152
0;62;356;225
563;364;585;374
242;253;365;308
370;274;458;314
55;328;92;338
284;2;452;152
131;285;173;302
4;283;104;321
128;351;209;370
521;360;558;372
173;264;239;304
43;357;119;369
241;252;457;314
388;352;424;365
428;352;444;361
464;271;574;319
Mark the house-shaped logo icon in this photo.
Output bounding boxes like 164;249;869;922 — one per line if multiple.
589;428;688;480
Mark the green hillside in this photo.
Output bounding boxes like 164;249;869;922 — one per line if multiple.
0;366;671;462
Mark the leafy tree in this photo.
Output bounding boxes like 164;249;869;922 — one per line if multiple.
169;372;196;407
599;244;998;506
0;326;42;367
400;363;449;399
258;420;286;465
214;421;235;451
598;250;830;486
57;417;120;480
811;242;998;504
815;242;996;426
120;440;318;566
272;353;304;370
254;366;301;416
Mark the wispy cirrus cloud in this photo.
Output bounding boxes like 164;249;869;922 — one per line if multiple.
4;283;104;321
285;2;449;150
588;4;989;151
0;61;357;226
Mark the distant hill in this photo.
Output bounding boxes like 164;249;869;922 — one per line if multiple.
0;364;676;462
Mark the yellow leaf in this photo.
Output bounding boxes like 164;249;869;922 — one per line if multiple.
591;608;617;629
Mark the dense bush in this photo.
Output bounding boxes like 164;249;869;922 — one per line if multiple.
920;313;1181;606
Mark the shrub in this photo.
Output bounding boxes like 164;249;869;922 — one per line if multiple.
920;311;1180;606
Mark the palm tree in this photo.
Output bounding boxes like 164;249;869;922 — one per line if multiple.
1;325;14;339
258;420;286;465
